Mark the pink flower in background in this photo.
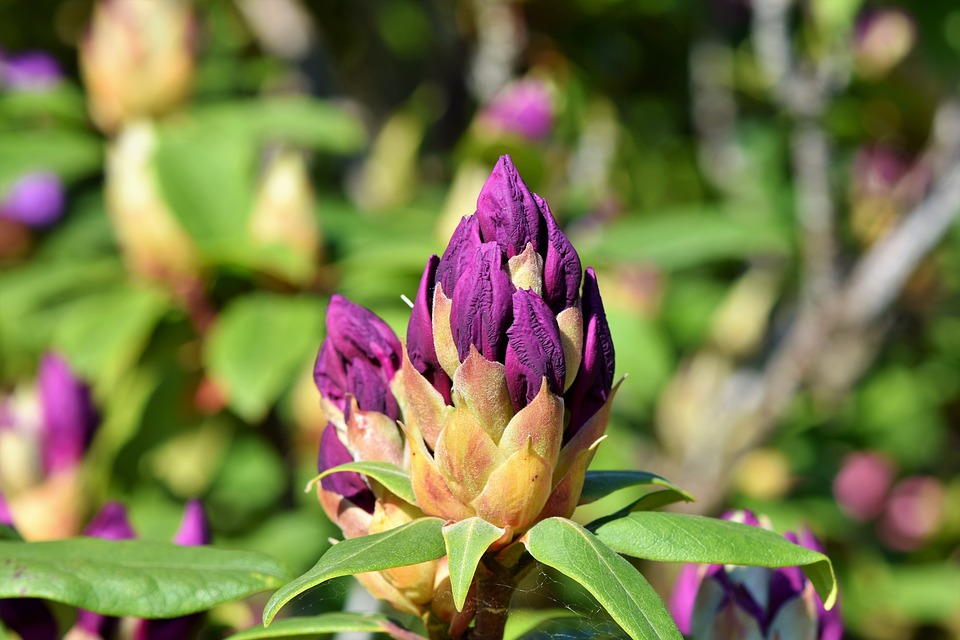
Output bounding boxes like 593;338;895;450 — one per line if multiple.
479;78;555;141
832;451;895;521
879;475;945;552
0;50;62;91
0;172;66;228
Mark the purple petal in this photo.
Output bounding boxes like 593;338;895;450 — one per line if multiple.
38;353;97;475
317;423;375;514
0;491;12;528
407;255;453;404
505;289;566;410
173;500;210;546
536;193;581;314
314;295;403;419
450;242;515;364
0;173;65;228
436;215;482;296
0;51;62;90
669;563;705;635
475;155;544;257
480;79;554;140
563;268;615;438
0;599;58;640
326;295;402;381
84;502;137;540
133;615;203;640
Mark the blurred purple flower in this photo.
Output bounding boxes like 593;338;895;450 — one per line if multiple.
479;78;555;141
879;475;945;552
38;353;98;476
832;451;895;521
0;50;62;91
0;173;66;228
669;510;841;640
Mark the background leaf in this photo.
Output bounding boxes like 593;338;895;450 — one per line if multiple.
224;613;393;640
593;512;837;608
0;538;288;617
262;517;445;625
205;294;324;422
523;518;682;640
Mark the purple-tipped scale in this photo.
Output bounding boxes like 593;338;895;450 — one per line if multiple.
505;289;566;411
475;156;544;257
407;255;453;403
436;215;483;297
450;242;515;363
536;194;582;314
564;267;615;438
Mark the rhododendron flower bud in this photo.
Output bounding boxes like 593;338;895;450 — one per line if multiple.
314;295;447;618
478;77;555;141
670;511;842;640
0;173;66;228
80;0;195;133
394;155;614;537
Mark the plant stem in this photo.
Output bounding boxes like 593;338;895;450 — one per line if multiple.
470;556;519;640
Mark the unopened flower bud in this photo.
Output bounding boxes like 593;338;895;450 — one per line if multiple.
477;77;555;141
80;0;196;133
450;242;514;364
0;50;61;91
0;173;65;228
38;353;97;476
505;289;565;411
670;510;842;640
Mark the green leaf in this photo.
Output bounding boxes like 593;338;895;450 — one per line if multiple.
0;128;101;185
263;517;445;626
442;517;506;611
579;470;693;505
586;490;694;531
503;609;582;640
524;518;682;640
305;461;416;506
205;294;324;422
224;613;393;640
0;538;288;617
593;512;838;609
577;209;790;271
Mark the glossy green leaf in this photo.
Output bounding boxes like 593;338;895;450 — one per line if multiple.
263;517;445;626
442;517;506;611
0;538;288;617
594;512;837;609
579;470;693;505
225;613;393;639
205;294;324;422
0;128;101;184
503;609;582;640
305;461;416;506
586;490;694;531
523;518;682;640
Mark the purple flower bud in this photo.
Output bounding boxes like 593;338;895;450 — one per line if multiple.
564;268;614;438
83;502;136;541
38;353;98;476
407;255;453;404
0;51;62;91
313;294;402;420
450;242;515;363
317;423;375;513
475;155;544;258
670;511;842;640
536;193;581;314
505;289;566;411
0;173;66;228
436;215;482;296
0;491;12;528
173;499;210;546
479;78;554;141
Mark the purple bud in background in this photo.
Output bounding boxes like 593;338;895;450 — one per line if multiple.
0;491;12;528
317;423;375;514
450;242;515;363
173;499;210;546
0;173;66;228
479;79;554;141
0;51;62;91
313;294;403;420
38;353;98;476
407;255;453;403
564;268;615;438
475;155;544;258
436;215;482;296
505;289;566;410
536;193;581;314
